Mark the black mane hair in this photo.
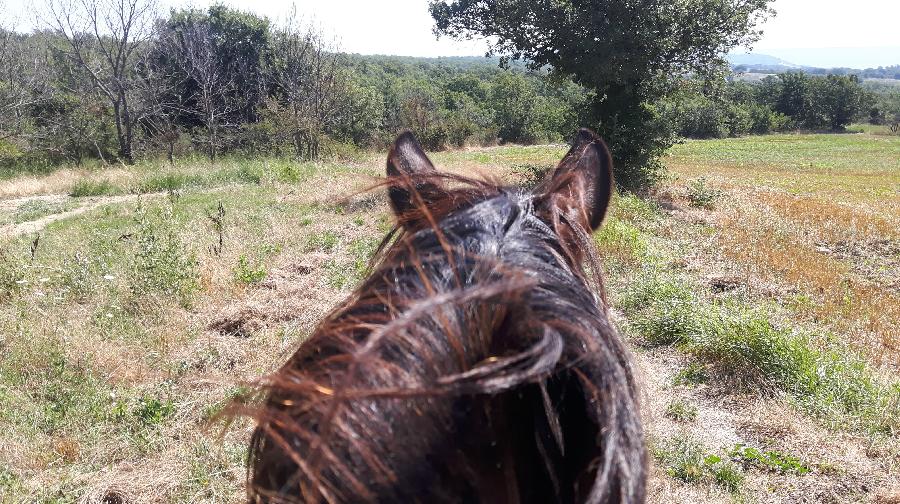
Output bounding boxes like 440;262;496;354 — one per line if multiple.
241;129;647;503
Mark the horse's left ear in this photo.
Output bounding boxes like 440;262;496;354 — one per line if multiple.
538;128;614;231
386;131;442;218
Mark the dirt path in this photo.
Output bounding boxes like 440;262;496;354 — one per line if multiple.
0;192;167;239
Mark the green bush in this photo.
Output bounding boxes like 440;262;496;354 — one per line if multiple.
233;254;266;285
70;179;118;197
126;208;199;309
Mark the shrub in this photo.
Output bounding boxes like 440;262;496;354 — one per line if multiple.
70;180;118;197
686;177;721;209
233;254;266;285
126;208;199;309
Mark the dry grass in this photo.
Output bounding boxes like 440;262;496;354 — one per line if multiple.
0;132;897;502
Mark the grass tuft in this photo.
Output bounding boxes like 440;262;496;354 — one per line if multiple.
653;437;744;493
70;179;118;197
620;270;900;435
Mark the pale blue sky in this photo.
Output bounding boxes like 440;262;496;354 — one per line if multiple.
3;0;898;67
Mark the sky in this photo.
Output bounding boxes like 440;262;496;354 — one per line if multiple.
3;0;899;67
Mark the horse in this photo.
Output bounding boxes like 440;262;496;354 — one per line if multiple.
241;129;647;503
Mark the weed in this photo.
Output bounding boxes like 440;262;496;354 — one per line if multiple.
673;363;708;386
126;207;199;309
655;437;744;492
69;180;117;197
133;396;176;427
306;231;339;253
0;250;25;302
57;252;96;302
274;162;314;184
686;177;720;209
665;399;698;422
234;254;267;285
727;444;810;475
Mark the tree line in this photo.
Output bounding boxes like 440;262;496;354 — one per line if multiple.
0;1;588;170
661;72;900;139
1;0;896;189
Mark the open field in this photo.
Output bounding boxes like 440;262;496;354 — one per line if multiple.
0;131;897;502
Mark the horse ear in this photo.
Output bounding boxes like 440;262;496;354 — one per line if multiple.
538;128;614;231
386;131;441;217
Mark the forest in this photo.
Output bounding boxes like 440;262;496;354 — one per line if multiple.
1;4;898;172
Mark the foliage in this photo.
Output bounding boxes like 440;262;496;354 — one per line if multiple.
431;0;773;190
727;444;810;475
233;254;266;285
654;437;744;492
127;207;199;309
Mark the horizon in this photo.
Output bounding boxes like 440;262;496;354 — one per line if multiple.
2;0;899;68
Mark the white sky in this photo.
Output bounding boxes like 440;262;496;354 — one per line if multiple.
3;0;899;66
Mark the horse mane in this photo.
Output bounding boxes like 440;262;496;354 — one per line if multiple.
238;154;646;502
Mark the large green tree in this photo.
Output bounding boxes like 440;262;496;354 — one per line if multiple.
430;0;772;189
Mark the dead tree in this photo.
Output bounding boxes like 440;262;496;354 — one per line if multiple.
269;12;344;160
44;0;157;164
0;13;47;141
136;37;186;166
166;21;243;162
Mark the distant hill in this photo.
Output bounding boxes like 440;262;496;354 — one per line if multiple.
727;53;802;69
728;53;900;80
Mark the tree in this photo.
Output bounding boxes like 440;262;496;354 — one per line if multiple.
0;9;50;143
162;19;244;161
268;11;344;160
45;0;157;164
430;0;773;189
815;74;866;131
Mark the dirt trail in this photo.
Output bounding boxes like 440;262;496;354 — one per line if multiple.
0;192;168;239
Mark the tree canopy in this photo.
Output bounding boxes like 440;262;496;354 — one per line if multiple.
430;0;774;189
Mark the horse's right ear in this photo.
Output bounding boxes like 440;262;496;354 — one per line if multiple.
537;128;614;232
386;131;441;218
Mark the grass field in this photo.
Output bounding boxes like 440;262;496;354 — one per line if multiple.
0;130;897;502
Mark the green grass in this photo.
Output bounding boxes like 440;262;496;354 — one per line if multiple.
653;437;745;493
596;189;900;437
668;132;900;173
70;179;118;197
727;444;810;475
665;399;699;422
617;268;899;435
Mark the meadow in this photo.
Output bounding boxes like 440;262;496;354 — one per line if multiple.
0;130;897;503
